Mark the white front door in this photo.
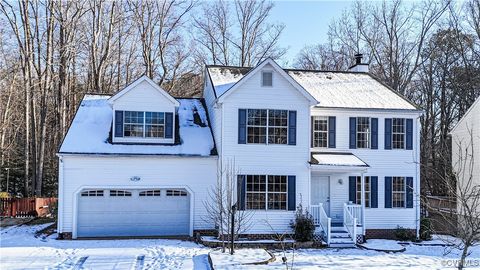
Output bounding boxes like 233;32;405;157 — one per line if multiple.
311;176;330;216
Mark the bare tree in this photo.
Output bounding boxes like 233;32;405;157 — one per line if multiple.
203;159;252;254
193;0;285;67
426;128;480;270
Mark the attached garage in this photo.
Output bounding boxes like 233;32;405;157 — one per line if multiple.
76;188;191;238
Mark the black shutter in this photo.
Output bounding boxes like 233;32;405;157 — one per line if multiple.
288;111;297;145
238;109;247;144
287;176;296;211
349;176;356;203
371;118;378;149
385;177;392;208
406;119;413;150
237;175;246;210
385;118;392;150
371;176;378;208
114;110;124;137
165;112;173;138
406;177;414;208
328;116;336;148
349;117;356;149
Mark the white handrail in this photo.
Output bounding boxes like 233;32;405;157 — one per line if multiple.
345;204;363;225
343;203;357;243
310;204;331;245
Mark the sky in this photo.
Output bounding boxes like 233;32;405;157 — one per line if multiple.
268;0;353;65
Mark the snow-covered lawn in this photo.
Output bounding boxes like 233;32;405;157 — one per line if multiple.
0;223;210;270
1;224;480;269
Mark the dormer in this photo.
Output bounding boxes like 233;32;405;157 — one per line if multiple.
108;76;179;144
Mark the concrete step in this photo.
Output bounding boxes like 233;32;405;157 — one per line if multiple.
329;242;357;248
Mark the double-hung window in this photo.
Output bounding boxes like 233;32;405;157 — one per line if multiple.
392;118;405;149
123;111;166;138
312;116;328;148
355;176;371;208
392;177;406;208
246;175;287;210
356;117;370;148
247;109;288;144
124;111;144;137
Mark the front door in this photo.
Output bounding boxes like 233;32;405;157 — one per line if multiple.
311;176;330;216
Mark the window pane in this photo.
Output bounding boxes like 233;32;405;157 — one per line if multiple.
145;112;164;124
124;111;143;124
392;118;405;149
124;124;143;137
355;176;371;207
268;193;286;210
268;110;288;126
356;117;370;148
247;109;267;125
145;125;165;138
268;127;287;144
392;177;405;208
312;116;328;148
247;127;267;143
247;193;266;209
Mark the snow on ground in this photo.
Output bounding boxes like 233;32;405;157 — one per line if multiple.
210;248;271;268
2;224;480;270
360;239;405;252
0;223;210;270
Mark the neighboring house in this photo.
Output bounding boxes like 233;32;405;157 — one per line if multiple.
58;55;422;247
451;97;480;214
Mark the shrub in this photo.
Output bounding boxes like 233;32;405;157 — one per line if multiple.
420;217;432;240
290;204;315;242
394;226;416;241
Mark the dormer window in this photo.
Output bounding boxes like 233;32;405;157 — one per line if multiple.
123;111;165;138
262;71;273;87
114;110;173;141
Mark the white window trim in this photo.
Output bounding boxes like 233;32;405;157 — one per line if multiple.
356;117;371;149
392;118;406;150
312;116;329;148
123;111;166;139
261;71;273;87
245;174;288;211
246;109;289;145
392;177;406;208
356;176;371;208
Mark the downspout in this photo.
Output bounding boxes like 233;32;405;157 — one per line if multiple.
415;115;421;239
57;155;64;235
361;170;366;236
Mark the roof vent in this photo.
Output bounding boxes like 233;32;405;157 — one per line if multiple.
349;53;369;73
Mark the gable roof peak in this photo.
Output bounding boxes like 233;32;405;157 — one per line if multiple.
108;75;179;106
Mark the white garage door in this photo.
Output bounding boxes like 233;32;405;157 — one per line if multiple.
77;188;190;237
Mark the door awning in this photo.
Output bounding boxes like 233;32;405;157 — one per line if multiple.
310;152;369;172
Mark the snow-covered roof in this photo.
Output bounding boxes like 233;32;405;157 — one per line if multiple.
311;153;369;167
59;95;215;156
207;65;418;110
207;66;250;97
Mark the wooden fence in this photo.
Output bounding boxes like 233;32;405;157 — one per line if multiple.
0;197;57;218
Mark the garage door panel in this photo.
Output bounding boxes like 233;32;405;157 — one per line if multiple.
77;189;190;237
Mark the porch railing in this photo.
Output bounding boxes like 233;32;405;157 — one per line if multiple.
343;203;357;243
310;204;331;245
345;203;362;226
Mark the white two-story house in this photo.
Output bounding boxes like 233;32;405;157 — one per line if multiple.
58;56;421;247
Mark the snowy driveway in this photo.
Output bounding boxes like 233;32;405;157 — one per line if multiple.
0;223;210;270
2;223;480;269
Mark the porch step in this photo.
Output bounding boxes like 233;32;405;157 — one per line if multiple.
329;242;357;248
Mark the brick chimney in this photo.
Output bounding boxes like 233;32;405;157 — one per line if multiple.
348;53;369;73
